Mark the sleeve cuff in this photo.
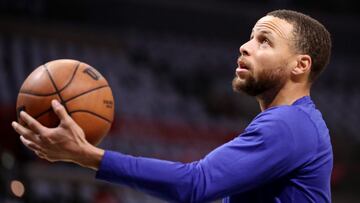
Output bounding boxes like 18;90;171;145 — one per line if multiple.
95;150;128;182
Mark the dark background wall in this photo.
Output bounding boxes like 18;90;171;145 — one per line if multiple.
0;0;359;202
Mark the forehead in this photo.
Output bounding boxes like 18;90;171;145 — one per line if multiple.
252;16;294;40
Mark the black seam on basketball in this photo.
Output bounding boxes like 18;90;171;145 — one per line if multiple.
18;91;58;97
43;64;70;113
58;62;80;93
34;108;52;120
32;85;110;120
69;110;112;123
19;63;80;96
63;85;109;103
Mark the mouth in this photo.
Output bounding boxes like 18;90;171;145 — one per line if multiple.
237;60;249;70
236;59;250;77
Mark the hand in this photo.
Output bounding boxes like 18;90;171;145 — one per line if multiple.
12;100;104;170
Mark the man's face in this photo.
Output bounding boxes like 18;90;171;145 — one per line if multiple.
232;15;296;96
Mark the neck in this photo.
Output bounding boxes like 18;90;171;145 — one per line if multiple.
256;82;310;111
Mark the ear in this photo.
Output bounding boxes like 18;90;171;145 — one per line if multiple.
292;54;312;75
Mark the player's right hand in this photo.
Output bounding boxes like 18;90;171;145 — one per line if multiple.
12;100;104;170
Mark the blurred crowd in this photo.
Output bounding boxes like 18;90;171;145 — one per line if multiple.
0;0;360;202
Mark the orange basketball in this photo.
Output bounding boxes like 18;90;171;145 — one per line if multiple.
16;59;115;145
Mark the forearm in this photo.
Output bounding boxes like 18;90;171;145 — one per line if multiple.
96;151;206;202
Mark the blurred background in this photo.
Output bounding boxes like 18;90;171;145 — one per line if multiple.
0;0;359;202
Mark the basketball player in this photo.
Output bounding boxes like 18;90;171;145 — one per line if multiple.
12;10;333;202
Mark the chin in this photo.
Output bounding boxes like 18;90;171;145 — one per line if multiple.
232;76;263;96
232;76;246;92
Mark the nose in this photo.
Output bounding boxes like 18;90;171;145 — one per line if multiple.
239;41;250;56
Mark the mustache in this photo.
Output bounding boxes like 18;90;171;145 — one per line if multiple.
237;57;251;70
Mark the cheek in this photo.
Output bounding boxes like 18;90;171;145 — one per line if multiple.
256;51;278;66
252;54;276;76
255;51;289;70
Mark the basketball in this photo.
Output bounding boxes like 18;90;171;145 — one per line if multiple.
16;59;115;145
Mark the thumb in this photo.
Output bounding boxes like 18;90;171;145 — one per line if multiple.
51;100;70;121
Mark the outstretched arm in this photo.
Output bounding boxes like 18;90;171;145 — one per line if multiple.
12;100;303;203
94;112;304;202
94;119;298;203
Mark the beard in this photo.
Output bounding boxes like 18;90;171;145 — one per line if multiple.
232;66;288;97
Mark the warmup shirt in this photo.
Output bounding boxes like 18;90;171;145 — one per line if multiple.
96;96;333;203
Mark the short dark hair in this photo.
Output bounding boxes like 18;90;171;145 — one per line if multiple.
267;9;332;82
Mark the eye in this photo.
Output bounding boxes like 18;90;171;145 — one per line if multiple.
262;38;270;44
258;35;271;47
259;36;270;44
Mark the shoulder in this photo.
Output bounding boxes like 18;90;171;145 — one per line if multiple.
248;105;308;130
261;105;307;120
245;105;317;145
246;105;318;153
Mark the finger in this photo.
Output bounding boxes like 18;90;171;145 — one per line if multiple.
52;100;71;122
12;121;31;135
35;151;47;160
12;121;41;144
20;135;43;152
19;111;46;134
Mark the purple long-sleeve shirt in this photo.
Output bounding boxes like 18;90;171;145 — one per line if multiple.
96;96;333;202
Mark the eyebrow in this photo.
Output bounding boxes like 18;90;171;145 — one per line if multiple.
254;21;290;38
254;29;272;35
250;29;274;38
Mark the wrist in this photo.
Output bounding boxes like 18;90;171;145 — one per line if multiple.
76;144;105;171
